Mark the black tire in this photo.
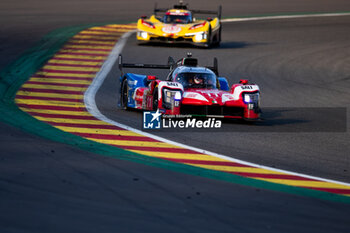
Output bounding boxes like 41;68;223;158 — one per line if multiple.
205;25;212;48
216;25;222;46
152;87;158;110
120;78;128;109
212;25;221;47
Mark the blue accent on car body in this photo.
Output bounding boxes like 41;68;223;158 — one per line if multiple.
120;73;148;108
218;77;229;91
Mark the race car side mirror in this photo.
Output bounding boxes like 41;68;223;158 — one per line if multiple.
147;75;157;80
239;79;249;85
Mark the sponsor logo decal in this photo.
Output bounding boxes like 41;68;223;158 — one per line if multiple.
143;110;162;129
241;85;253;90
162;26;182;34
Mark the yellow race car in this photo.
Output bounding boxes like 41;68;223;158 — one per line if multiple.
136;1;222;48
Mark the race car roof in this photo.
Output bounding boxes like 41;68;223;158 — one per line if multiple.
175;66;216;75
166;9;191;16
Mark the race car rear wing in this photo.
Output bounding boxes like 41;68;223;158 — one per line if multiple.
192;6;222;19
118;54;219;76
153;2;222;19
154;2;188;14
118;55;171;75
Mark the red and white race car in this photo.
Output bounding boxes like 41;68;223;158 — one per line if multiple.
119;54;261;120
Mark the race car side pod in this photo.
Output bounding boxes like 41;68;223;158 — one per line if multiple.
118;55;171;76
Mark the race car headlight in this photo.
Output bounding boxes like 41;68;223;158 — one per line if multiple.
164;89;182;103
243;92;259;104
194;32;206;41
165;90;172;103
243;94;251;103
195;33;203;41
162;89;182;109
138;31;148;39
174;91;182;101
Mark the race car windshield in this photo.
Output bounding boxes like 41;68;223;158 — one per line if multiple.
175;72;217;89
164;15;192;24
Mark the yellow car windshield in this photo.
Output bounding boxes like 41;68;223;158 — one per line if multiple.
164;14;192;24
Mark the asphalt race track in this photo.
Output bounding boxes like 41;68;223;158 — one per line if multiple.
99;16;350;182
1;0;350;232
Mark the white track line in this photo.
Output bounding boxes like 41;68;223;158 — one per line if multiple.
221;12;350;23
84;15;350;187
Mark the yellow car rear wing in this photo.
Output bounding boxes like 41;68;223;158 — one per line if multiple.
153;2;222;19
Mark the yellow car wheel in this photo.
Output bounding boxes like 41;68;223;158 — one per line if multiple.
205;25;212;48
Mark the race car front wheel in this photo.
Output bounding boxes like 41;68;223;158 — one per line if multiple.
121;78;128;109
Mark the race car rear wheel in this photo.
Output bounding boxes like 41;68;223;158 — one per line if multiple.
152;87;158;110
121;78;128;109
